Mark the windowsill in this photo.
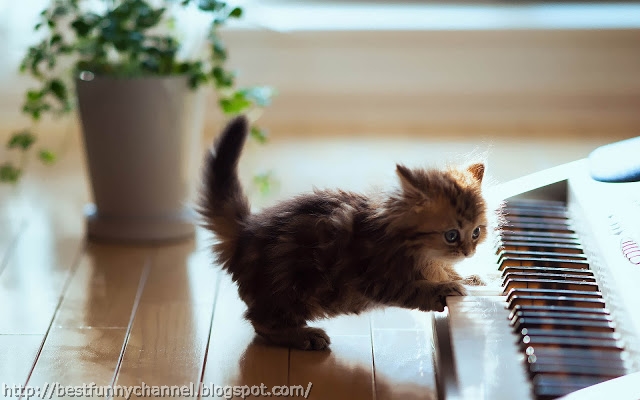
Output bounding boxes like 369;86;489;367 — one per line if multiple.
232;2;640;32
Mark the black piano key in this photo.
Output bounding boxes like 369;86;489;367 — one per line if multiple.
503;279;600;293
503;216;572;225
496;241;585;254
510;311;613;324
513;318;616;333
498;234;582;246
504;210;569;220
499;257;590;270
508;305;611;320
528;362;627;378
503;223;575;235
520;335;623;351
505;288;603;303
518;327;620;341
498;250;588;263
524;347;627;363
501;267;595;279
502;272;596;283
526;352;625;369
500;231;580;241
533;374;613;399
508;295;606;309
505;199;568;209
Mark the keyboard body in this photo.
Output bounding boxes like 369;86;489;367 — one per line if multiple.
433;159;640;400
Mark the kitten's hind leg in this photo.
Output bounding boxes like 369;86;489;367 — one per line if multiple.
253;323;331;351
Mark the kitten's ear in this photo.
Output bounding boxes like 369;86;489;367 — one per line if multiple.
467;163;485;183
396;164;421;195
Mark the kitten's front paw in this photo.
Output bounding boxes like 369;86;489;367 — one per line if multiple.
296;327;331;351
463;274;486;286
430;281;467;312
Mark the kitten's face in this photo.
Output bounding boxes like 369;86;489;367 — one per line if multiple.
394;163;488;263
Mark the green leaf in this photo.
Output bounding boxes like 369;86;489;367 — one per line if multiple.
50;34;62;47
49;79;67;102
52;5;69;17
211;66;234;88
228;7;242;18
252;171;274;195
38;149;56;164
250;126;268;144
211;39;226;61
8;131;36;150
188;71;208;89
34;22;43;31
239;86;275;107
136;8;165;29
219;91;252;114
197;0;226;12
0;164;21;183
27;89;43;102
71;18;92;37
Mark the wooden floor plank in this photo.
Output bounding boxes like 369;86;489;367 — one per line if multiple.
201;274;289;400
0;334;45;399
26;328;128;399
53;244;150;329
114;242;218;399
372;329;437;400
289;335;374;400
0;220;84;334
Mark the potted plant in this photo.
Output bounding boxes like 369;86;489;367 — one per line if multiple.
1;0;274;242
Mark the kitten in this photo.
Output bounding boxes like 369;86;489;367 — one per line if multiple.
197;116;488;351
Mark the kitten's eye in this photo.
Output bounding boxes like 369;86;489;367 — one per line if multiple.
472;226;481;240
444;229;459;243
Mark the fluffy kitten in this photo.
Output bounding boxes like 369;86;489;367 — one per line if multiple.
197;116;488;351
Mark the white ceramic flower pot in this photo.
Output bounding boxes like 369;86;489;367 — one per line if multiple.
75;74;204;242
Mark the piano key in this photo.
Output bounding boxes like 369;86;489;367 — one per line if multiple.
505;199;568;209
528;362;627;378
520;335;623;351
525;354;627;375
499;257;590;270
505;288;603;303
501;267;595;279
518;327;620;341
497;250;588;262
498;234;582;245
496;241;585;254
502;216;572;225
533;374;613;399
524;347;627;363
502;272;596;283
502;223;576;234
508;295;606;309
510;311;613;323
508;305;611;320
513;318;616;333
500;231;579;241
503;279;600;293
503;218;573;227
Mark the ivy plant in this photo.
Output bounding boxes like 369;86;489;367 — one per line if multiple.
1;0;274;184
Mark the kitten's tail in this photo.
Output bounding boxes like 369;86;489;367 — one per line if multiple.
197;115;251;265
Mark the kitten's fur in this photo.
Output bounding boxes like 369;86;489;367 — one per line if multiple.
197;116;488;351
